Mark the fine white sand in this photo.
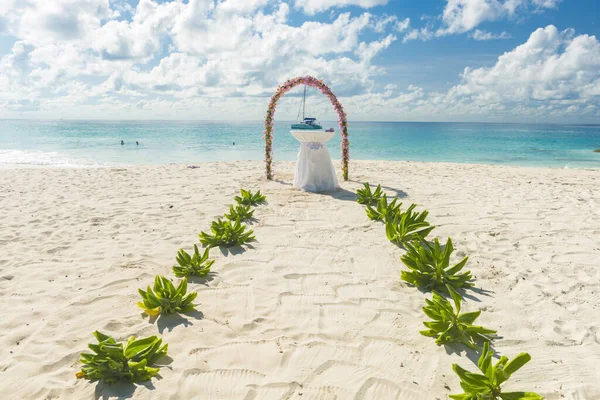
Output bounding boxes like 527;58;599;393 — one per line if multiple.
1;160;599;399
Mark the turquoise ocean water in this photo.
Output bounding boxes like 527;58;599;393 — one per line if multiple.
0;120;599;168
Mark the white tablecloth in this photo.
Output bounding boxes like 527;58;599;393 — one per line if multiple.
291;130;339;192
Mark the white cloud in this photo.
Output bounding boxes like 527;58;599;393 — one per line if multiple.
403;27;434;43
373;15;396;33
532;0;561;8
217;0;271;15
471;29;511;40
362;25;600;122
395;17;410;32
400;0;559;41
92;0;181;61
456;25;600;102
294;0;388;15
356;34;396;63
0;41;35;100
437;0;522;35
160;9;382;93
0;0;404;118
1;0;115;44
372;15;409;34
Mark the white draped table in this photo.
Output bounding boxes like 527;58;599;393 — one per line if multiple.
291;130;339;192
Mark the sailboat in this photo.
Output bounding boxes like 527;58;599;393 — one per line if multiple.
291;85;323;130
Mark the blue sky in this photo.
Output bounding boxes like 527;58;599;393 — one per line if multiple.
1;0;599;122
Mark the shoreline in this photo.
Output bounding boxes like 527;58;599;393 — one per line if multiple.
2;118;600;126
1;161;599;399
1;159;599;171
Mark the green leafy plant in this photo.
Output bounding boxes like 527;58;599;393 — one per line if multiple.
234;189;266;206
365;194;402;222
173;244;214;278
401;238;473;292
137;276;197;316
199;218;255;248
224;204;255;221
385;204;435;246
356;182;383;206
76;331;168;384
421;284;496;349
450;342;543;400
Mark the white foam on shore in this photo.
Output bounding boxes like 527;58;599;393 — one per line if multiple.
0;149;104;168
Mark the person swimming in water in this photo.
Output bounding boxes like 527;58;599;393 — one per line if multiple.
121;140;124;145
136;141;139;145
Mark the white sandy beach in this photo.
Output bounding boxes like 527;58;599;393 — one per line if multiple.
0;160;599;399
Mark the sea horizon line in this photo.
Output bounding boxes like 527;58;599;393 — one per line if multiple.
1;118;600;127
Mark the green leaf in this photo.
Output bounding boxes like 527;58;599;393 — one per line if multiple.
446;284;463;313
143;287;161;307
464;325;497;335
400;237;473;293
225;204;255;221
423;321;450;331
181;291;198;307
137;275;198;317
458;311;481;325
421;305;442;321
78;332;168;384
420;291;494;349
499;392;544;400
364;194;402;222
173;246;214;277
124;336;159;360
93;331;113;343
478;341;492;368
175;278;188;298
452;364;490;389
503;353;532;376
234;189;266;206
356;183;384;205
163;277;177;295
199;218;255;248
446;256;469;275
451;344;541;399
478;343;493;379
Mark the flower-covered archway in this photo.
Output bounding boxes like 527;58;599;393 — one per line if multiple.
264;76;349;181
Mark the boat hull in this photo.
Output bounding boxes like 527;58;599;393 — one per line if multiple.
291;123;323;130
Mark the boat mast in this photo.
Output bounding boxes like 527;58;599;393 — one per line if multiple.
302;85;306;120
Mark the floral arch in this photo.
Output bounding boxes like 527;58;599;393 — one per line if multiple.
263;76;349;181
